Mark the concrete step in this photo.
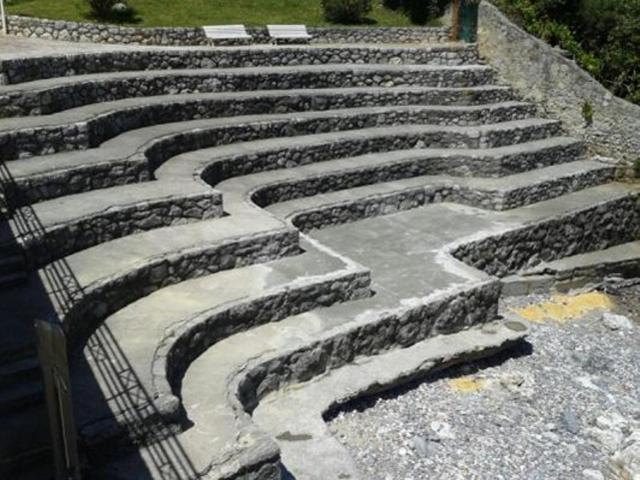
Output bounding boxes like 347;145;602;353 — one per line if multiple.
71;238;370;456
265;159;615;229
15;137;580;267
504;240;640;295
37;211;298;345
14;181;223;267
0;86;516;158
2;100;532;162
8;116;563;206
0;43;481;84
86;183;638;479
0;64;496;117
253;320;528;480
244;141;591;208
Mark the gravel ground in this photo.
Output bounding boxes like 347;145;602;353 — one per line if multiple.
328;283;640;480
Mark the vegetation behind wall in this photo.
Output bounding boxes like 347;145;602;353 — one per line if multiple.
491;0;640;105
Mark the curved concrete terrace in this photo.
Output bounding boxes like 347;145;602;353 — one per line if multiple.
0;38;638;480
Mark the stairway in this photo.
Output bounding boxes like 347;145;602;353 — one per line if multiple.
0;39;637;480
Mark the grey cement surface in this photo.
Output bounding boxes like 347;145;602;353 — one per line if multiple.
329;288;640;480
0;34;134;59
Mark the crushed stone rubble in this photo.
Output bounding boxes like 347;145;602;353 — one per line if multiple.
328;283;640;480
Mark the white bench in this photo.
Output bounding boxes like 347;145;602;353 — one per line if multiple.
267;24;312;44
203;25;251;45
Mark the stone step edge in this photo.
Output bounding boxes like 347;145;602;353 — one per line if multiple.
216;281;503;480
0;64;496;118
254;318;528;480
12;189;223;268
449;191;640;278
46;227;299;346
4;100;531;163
1;94;523;159
0;43;481;85
2;63;495;94
0;86;517;136
502;240;640;296
277;164;614;232
15;138;584;267
79;263;372;453
10;118;564;207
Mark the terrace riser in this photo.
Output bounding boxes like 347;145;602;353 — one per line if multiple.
80;269;372;460
1;88;517;159
452;194;640;276
0;45;481;85
0;67;495;117
16;192;223;267
56;229;300;346
252;148;591;208
10;118;559;207
287;167;615;231
236;281;502;413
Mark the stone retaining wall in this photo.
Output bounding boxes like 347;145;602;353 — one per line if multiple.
452;194;640;276
477;1;640;163
11;116;559;207
58;228;300;344
2;92;521;160
5;15;450;47
286;167;614;231
237;281;501;411
18;191;223;267
0;65;493;117
252;142;586;209
157;269;372;417
0;44;477;85
80;266;372;453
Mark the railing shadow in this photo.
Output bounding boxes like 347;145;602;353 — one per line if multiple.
0;160;199;479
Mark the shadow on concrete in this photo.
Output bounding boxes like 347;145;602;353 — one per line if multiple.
0;160;199;479
325;339;534;420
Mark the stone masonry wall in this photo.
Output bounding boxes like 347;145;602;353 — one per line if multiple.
0;44;478;85
452;194;640;277
5;15;450;46
477;1;640;163
0;64;491;117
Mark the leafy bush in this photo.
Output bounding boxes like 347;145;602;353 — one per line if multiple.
492;0;640;105
86;0;117;19
321;0;373;23
581;100;594;126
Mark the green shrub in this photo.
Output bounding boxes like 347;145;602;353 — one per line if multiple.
321;0;373;23
86;0;117;19
581;100;594;126
492;0;640;105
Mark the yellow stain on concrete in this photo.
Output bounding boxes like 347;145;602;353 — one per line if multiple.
510;292;614;324
448;376;487;393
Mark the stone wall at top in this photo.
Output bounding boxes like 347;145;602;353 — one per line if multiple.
5;15;451;45
477;1;640;165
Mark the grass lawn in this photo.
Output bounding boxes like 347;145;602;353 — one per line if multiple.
5;0;439;27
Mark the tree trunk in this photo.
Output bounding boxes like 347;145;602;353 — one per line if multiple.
451;0;461;41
